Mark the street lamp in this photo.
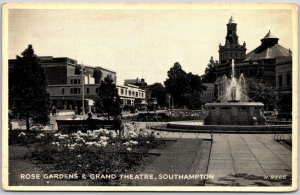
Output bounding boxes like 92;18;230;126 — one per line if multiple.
81;63;85;115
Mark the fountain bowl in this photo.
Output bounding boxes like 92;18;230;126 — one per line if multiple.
204;102;265;125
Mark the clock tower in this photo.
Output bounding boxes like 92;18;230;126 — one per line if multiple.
218;16;247;64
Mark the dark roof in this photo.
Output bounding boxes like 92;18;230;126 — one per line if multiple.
261;30;279;40
246;44;291;60
245;31;291;60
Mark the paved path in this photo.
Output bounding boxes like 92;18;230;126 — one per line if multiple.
137;139;211;186
205;134;292;186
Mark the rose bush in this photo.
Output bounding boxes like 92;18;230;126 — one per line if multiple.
26;122;161;180
167;109;207;121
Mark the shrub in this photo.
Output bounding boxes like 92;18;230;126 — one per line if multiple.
27;123;161;181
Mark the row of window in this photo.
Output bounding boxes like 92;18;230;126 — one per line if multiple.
216;68;261;78
70;79;81;85
119;88;144;98
220;52;244;59
61;87;144;97
62;87;89;95
278;72;291;88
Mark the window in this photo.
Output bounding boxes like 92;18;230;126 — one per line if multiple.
136;92;138;97
96;88;99;94
286;72;291;87
71;88;81;94
86;88;89;94
74;79;77;84
62;88;64;95
71;80;73;84
121;88;124;95
278;75;283;88
78;79;80;84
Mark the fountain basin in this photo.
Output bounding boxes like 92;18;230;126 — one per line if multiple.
204;102;265;125
159;122;291;134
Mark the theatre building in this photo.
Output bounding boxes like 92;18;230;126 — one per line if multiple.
214;17;292;87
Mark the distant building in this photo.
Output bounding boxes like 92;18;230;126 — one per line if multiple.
214;17;292;87
210;17;293;108
9;56;145;112
275;58;292;112
218;16;247;65
124;77;147;86
116;84;146;107
124;78;151;99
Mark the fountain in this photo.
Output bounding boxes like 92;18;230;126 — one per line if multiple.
153;59;291;134
204;60;265;125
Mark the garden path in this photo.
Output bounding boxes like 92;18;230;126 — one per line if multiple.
205;134;292;186
136;138;211;186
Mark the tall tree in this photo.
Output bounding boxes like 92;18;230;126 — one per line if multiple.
9;45;50;131
149;83;166;107
96;75;121;119
201;56;217;83
164;62;206;108
164;62;189;107
246;78;276;110
185;73;207;109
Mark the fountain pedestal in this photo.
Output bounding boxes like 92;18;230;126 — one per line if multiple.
204;102;265;125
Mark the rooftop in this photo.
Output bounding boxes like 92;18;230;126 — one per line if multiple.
261;30;279;40
245;30;291;61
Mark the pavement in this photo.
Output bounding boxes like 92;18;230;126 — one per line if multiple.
205;134;292;186
10;119;293;186
137;139;211;186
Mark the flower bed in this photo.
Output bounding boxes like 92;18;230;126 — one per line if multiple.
167;109;207;121
13;122;161;182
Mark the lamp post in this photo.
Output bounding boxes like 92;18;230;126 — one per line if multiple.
81;63;85;115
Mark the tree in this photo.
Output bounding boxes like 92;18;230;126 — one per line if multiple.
164;62;189;107
246;78;276;110
201;56;217;83
149;83;166;107
277;93;292;113
9;45;50;131
164;62;206;108
185;73;207;109
96;75;121;119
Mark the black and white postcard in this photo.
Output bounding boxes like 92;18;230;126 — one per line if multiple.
2;2;298;191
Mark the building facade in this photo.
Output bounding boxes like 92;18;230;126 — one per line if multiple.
117;84;146;107
210;17;292;106
275;58;292;112
9;56;145;112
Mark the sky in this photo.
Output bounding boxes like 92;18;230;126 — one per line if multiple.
8;8;293;85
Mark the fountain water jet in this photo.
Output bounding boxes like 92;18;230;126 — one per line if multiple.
204;59;265;125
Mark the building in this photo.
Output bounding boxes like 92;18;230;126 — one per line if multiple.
124;78;151;100
116;84;146;107
275;57;292;112
215;16;247;78
9;56;145;112
214;17;292;87
210;17;293;105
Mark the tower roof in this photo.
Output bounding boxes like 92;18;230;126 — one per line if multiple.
246;31;290;60
261;30;279;40
228;16;236;24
